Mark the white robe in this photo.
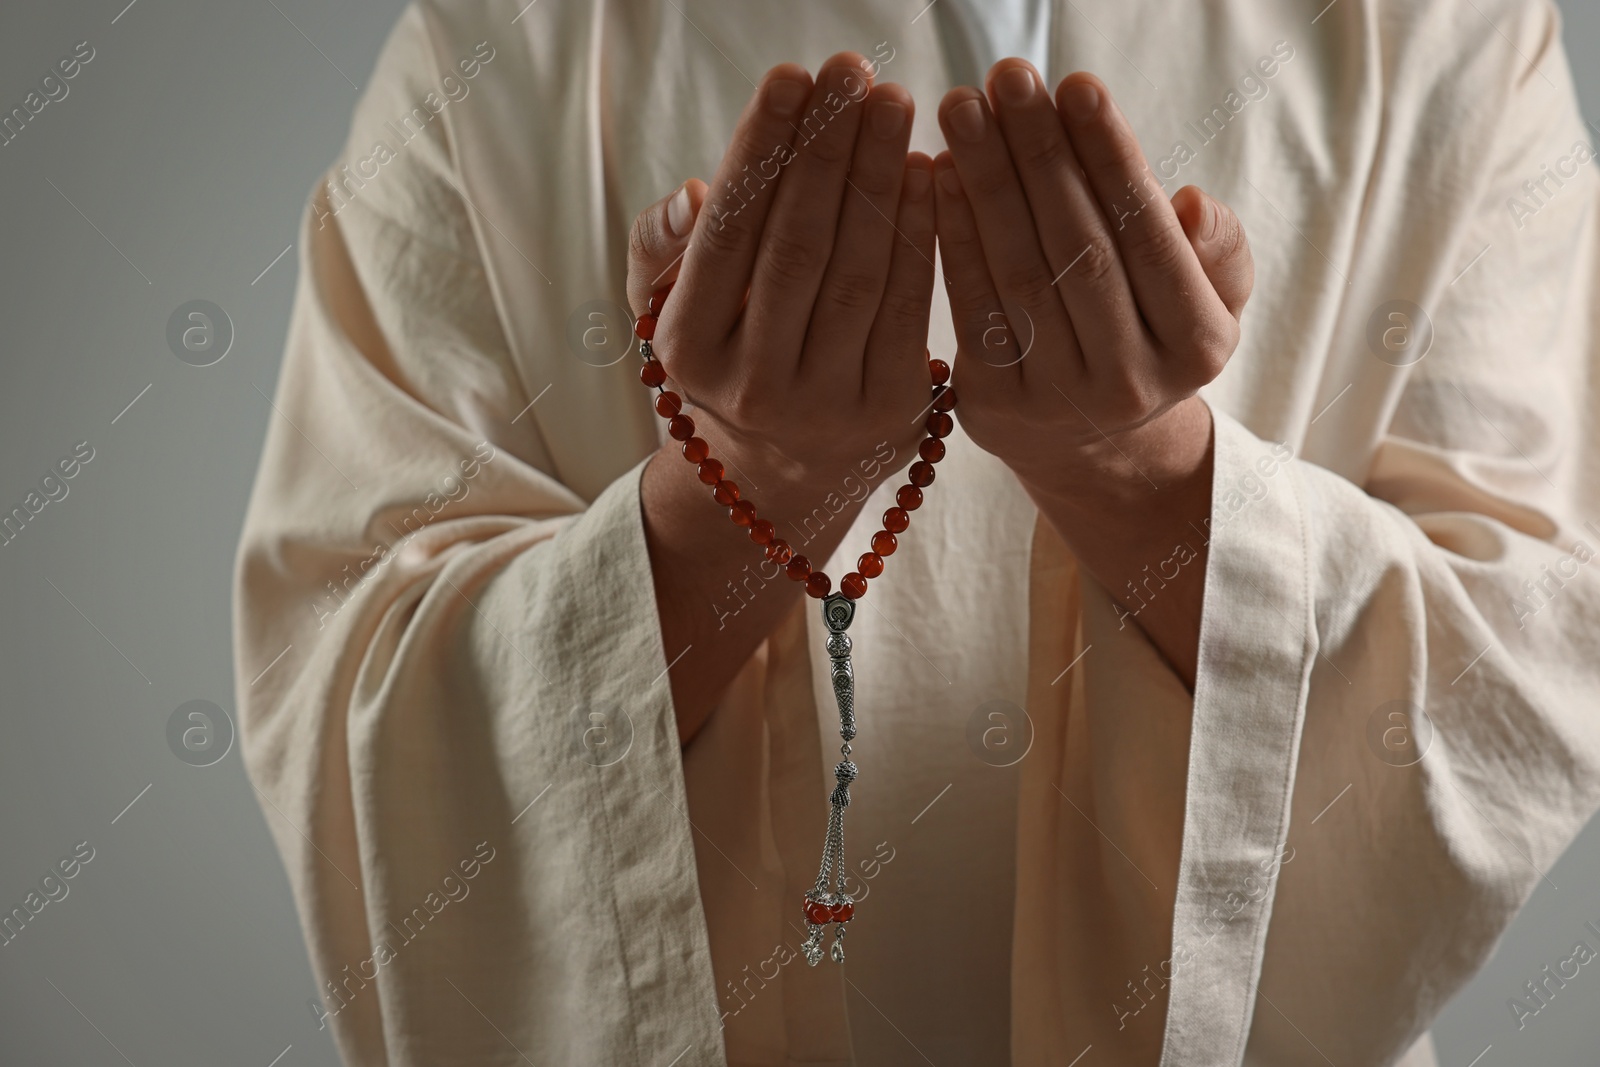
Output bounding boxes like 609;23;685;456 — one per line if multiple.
232;1;1600;1064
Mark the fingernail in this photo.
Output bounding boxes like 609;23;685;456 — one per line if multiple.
936;164;963;195
667;184;692;237
1189;192;1210;241
869;99;908;139
1061;80;1100;124
1202;193;1224;241
996;67;1037;107
948;98;986;142
903;166;932;201
766;78;808;118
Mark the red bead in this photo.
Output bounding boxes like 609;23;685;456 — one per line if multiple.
929;358;950;386
648;285;674;317
697;458;723;485
730;500;756;527
713;480;740;506
932;385;957;412
786;555;812;581
749;519;776;545
682;437;709;463
767;539;794;565
634;314;657;340
805;572;832;598
909;461;936;487
832;900;854;922
640;360;667;388
926;412;954;438
872;530;897;557
654;390;682;418
858;552;884;578
805;898;832;925
896;485;923;511
883;507;910;533
919;437;946;463
840;572;868;600
668;414;695;441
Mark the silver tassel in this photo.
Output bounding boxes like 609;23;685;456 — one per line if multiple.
803;594;859;966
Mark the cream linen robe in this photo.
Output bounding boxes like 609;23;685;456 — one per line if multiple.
232;0;1600;1064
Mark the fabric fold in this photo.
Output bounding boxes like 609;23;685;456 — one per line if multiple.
1159;409;1316;1066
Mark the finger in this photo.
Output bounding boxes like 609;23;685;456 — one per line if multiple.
668;64;813;351
742;53;877;362
1172;186;1254;321
931;152;1037;384
1055;74;1235;361
862;152;937;401
937;86;1075;376
983;60;1142;361
803;81;915;380
627;179;707;316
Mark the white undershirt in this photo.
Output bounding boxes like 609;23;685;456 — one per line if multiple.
937;0;1053;85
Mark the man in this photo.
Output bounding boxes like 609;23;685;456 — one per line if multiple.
235;0;1600;1063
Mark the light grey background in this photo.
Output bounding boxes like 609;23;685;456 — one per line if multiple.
1;2;1596;1064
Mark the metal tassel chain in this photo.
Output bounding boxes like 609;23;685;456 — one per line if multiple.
803;593;859;966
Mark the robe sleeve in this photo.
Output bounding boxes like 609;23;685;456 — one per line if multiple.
231;8;725;1065
1157;4;1600;1063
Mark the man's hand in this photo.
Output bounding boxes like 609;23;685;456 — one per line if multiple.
628;54;938;743
634;54;936;521
933;61;1255;686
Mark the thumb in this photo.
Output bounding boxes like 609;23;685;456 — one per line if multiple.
1173;185;1253;320
628;178;707;316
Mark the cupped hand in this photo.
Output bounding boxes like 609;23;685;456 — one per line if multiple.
627;54;938;518
933;61;1254;502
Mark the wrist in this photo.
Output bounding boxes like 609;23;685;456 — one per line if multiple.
1009;395;1214;510
647;435;881;567
1011;397;1215;688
